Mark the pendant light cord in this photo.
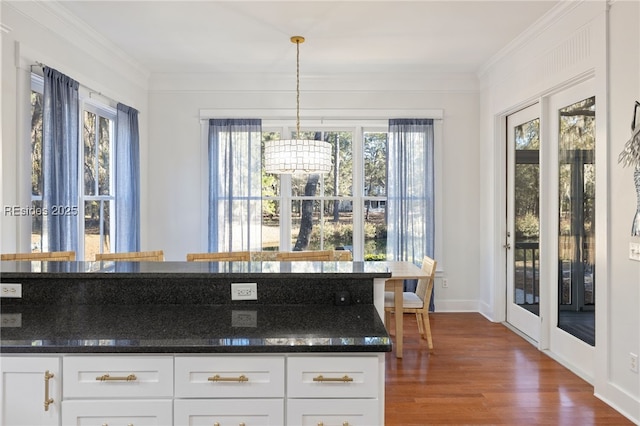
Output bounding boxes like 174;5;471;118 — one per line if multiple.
295;38;301;140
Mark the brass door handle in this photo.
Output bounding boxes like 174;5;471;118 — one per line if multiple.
95;373;137;382
44;370;54;411
208;374;249;382
313;375;354;383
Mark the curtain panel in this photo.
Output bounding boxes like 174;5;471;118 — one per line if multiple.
115;103;141;252
387;118;435;293
42;67;79;252
208;119;262;252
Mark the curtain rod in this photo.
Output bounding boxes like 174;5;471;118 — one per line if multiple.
29;61;109;102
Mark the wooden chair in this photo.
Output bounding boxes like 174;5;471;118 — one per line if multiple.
332;250;353;261
1;251;76;261
95;250;164;261
186;251;250;262
384;255;437;351
275;250;333;261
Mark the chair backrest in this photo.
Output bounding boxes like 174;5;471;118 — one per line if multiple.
332;250;353;261
1;251;76;261
95;250;164;261
415;256;437;305
250;251;278;261
275;250;333;261
186;251;250;262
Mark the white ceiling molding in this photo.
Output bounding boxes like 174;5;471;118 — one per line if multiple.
6;0;149;89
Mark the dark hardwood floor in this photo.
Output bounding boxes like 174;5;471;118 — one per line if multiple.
385;312;633;425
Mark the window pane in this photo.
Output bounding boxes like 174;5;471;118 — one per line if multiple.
98;116;112;195
31;91;43;197
323;131;353;196
364;201;387;259
262;200;280;251
84;200;111;261
323;199;353;250
262;131;281;198
84;111;97;196
290;199;321;251
557;95;596;346
31;200;43;253
364;132;387;196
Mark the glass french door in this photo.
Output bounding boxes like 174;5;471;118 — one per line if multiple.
506;104;541;343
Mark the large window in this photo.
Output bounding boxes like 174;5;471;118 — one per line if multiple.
260;125;388;260
30;74;116;260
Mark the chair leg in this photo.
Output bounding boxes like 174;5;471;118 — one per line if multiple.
416;312;424;336
422;313;433;351
385;311;393;335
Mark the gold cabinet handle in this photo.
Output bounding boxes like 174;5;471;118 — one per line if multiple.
313;374;354;383
44;370;54;411
207;374;248;383
317;423;349;426
95;373;137;382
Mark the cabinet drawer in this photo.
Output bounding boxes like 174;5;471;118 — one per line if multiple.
287;356;379;398
63;356;173;398
174;399;284;425
175;356;285;398
62;399;172;425
287;398;380;425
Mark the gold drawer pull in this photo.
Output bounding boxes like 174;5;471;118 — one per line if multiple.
313;374;354;383
208;374;249;383
317;423;349;426
95;373;137;382
44;370;54;411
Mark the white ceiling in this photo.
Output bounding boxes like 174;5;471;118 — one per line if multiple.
54;0;560;76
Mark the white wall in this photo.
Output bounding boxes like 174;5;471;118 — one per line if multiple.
479;1;640;422
147;75;482;313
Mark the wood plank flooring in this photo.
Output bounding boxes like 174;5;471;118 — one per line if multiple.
385;312;633;425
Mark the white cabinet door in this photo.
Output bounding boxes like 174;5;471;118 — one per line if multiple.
175;356;285;398
174;399;284;425
287;356;379;398
61;399;172;425
63;355;173;398
0;356;61;426
287;399;380;426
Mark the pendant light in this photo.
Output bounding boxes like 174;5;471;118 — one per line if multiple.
264;36;332;174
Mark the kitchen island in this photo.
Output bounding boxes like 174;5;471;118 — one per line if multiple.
0;260;391;425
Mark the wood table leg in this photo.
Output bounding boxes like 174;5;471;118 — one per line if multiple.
394;278;403;358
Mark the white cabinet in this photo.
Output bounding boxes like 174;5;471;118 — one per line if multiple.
62;355;173;398
61;356;173;426
174;399;284;425
175;355;284;398
175;355;285;425
61;400;173;425
287;356;382;426
0;356;61;426
2;353;384;425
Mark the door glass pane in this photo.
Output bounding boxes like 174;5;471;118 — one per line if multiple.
557;96;596;346
84;200;111;261
513;118;540;315
290;199;321;251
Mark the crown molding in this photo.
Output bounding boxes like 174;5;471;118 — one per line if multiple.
6;0;149;88
477;0;586;79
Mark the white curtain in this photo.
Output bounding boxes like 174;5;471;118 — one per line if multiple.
42;67;79;252
387;119;435;295
208;119;262;252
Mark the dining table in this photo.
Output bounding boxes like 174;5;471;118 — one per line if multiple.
375;261;430;359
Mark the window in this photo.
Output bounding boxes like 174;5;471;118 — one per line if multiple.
260;125;388;259
82;103;115;261
30;73;116;260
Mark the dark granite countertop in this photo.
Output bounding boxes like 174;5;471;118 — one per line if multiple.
0;261;392;354
0;304;390;354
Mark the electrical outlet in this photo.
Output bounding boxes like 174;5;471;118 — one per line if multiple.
630;243;640;262
631;353;638;373
0;283;22;298
231;283;257;301
442;278;449;288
